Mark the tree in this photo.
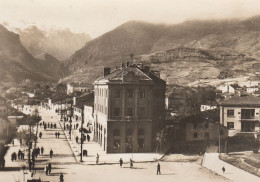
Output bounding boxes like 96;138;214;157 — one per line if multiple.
155;128;168;153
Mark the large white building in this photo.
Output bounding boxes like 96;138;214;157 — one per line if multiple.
219;94;260;136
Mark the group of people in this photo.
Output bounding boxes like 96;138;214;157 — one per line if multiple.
18;149;25;160
42;121;57;130
55;132;61;138
44;162;52;175
118;158;161;174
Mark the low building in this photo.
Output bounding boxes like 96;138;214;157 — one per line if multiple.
67;83;90;95
219;94;260;136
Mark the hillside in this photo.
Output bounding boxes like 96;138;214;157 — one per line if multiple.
15;26;91;61
0;25;63;84
62;17;260;86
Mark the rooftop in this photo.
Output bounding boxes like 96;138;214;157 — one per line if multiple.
95;65;165;85
220;94;260;106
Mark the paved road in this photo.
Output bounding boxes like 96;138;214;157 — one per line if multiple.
31;107;77;182
203;153;260;182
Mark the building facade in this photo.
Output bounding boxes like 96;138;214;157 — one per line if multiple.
93;64;166;153
220;94;260;136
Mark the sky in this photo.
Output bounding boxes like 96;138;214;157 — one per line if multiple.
1;0;260;38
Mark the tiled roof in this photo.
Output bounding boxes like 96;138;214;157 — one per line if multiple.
220;94;260;106
96;66;165;84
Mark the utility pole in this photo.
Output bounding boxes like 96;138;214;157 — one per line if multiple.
28;120;32;171
69;100;73;139
80;100;84;162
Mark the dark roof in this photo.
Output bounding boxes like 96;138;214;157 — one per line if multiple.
74;92;94;108
95;65;165;84
220;94;260;106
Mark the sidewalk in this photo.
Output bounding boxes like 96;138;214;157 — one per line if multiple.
203;153;260;182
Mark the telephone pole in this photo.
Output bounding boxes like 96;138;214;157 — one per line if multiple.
80;101;84;162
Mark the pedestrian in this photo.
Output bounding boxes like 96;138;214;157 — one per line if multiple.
21;152;24;160
45;165;49;175
40;123;42;127
39;132;42;139
55;132;57;138
74;124;75;129
41;147;44;155
76;136;79;143
48;163;52;174
87;134;90;142
130;159;133;169
119;158;123;167
48;123;50;128
51;123;53;128
14;152;17;161
60;173;64;182
54;124;57;128
44;124;47;130
96;153;99;164
58;132;60;138
50;149;53;158
157;163;161;175
76;123;79;129
222;166;225;173
2;159;5;169
12;140;14;146
18;150;21;160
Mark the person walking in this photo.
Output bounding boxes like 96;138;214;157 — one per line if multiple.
44;124;47;130
157;163;161;175
60;173;64;182
39;132;42;139
48;163;52;174
222;166;225;173
48;123;50;128
1;159;5;169
58;132;60;138
76;136;79;143
119;158;123;167
130;159;133;169
45;165;49;176
96;153;99;164
55;132;57;138
50;149;53;158
87;134;90;142
41;147;44;155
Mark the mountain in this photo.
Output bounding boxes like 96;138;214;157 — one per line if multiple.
0;25;64;84
62;17;260;86
15;26;91;61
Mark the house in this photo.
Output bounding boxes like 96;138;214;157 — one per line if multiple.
93;63;166;153
67;83;90;95
219;94;260;136
217;84;235;94
246;86;259;94
200;102;217;112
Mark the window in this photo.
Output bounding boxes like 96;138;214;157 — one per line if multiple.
114;108;120;116
113;129;120;136
138;128;144;135
115;89;121;98
227;122;234;129
126;128;133;136
127;89;133;98
205;132;209;139
193;122;198;129
193;132;198;138
126;107;133;116
139;89;145;98
139;107;145;116
227;110;234;117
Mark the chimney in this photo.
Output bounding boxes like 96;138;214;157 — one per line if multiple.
143;66;150;73
126;61;130;67
104;67;111;77
121;63;125;69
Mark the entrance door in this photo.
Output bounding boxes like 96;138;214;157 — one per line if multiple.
241;121;255;132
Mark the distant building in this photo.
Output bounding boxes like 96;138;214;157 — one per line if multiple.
217;84;235;94
246;86;259;94
219;94;260;136
93;63;166;153
67;83;90;95
200;102;217;112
